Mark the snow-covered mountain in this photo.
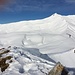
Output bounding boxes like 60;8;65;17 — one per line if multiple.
0;13;75;75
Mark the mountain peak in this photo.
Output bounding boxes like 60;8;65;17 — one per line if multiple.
45;13;62;20
52;13;61;17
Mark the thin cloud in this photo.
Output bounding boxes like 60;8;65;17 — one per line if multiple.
0;0;15;11
0;0;72;12
1;0;55;12
66;0;75;3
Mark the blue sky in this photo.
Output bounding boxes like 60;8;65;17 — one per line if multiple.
0;0;75;24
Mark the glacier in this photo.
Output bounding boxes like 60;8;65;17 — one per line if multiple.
0;13;75;75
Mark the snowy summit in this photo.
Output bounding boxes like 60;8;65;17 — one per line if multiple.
0;13;75;75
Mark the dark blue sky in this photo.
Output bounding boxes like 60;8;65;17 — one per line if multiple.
0;0;75;24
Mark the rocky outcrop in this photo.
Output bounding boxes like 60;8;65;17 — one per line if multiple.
48;62;68;75
0;47;12;72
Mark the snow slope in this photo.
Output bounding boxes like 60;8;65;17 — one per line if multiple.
0;13;75;75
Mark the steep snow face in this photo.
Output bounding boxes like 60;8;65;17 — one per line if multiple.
0;13;75;70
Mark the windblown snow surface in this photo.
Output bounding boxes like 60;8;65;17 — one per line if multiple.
0;13;75;75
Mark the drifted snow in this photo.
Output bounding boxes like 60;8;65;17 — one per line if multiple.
0;13;75;75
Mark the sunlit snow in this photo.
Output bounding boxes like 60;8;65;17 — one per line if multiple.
0;13;75;75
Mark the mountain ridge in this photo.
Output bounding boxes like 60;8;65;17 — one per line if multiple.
0;13;74;34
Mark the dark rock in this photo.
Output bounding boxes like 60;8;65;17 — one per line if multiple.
0;50;10;57
0;47;13;72
1;63;9;72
